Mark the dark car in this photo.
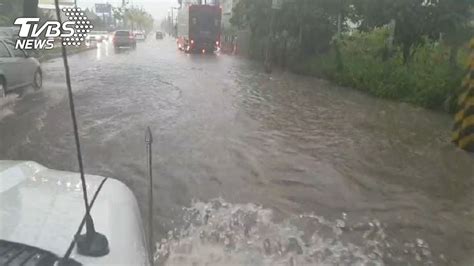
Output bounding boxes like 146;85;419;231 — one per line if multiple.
134;31;146;42
156;31;164;40
0;39;42;97
112;30;136;51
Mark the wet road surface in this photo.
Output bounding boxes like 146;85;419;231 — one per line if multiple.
1;38;473;265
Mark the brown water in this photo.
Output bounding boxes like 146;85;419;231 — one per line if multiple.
0;39;473;265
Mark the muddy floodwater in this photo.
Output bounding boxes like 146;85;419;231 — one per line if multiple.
0;38;473;265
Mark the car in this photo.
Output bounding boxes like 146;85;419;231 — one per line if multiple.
87;31;110;42
0;39;42;97
0;27;20;42
85;37;100;48
112;30;137;51
134;31;146;42
85;31;110;48
156;31;164;40
0;160;149;265
86;32;103;43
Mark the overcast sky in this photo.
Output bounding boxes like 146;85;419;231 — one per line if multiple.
76;0;178;20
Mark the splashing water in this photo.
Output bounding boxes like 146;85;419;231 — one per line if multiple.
154;199;434;266
0;94;18;121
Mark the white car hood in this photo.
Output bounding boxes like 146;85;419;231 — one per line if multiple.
0;161;148;265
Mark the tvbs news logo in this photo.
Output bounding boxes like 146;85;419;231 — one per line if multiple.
14;7;93;50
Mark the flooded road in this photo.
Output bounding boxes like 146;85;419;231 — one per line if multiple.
0;38;473;265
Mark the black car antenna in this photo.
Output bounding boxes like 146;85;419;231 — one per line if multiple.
145;127;155;265
53;0;109;261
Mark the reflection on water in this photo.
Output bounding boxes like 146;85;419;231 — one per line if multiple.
96;43;101;60
95;42;109;60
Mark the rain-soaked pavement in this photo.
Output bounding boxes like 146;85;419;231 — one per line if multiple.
1;37;473;265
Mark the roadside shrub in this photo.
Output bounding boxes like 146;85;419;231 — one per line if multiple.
303;28;465;112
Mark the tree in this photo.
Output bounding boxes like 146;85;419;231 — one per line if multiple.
430;0;474;66
231;0;351;57
352;0;474;64
113;7;126;27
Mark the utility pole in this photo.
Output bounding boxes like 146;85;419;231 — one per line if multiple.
298;0;304;45
264;10;275;73
337;0;344;36
265;0;281;73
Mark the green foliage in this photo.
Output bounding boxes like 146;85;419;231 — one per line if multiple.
293;29;466;111
231;0;346;56
352;0;473;63
230;0;472;112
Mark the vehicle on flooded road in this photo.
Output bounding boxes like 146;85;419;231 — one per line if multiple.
0;27;19;42
97;31;110;41
134;31;146;42
155;31;164;40
1;0;474;265
112;30;137;51
85;36;100;48
86;31;109;43
177;3;221;54
86;33;103;43
0;161;149;265
0;39;41;97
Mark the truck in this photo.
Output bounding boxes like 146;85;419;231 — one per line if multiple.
177;4;222;53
